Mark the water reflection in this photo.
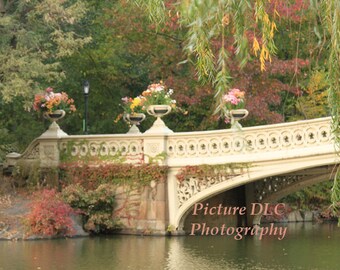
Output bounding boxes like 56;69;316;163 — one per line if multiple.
0;223;339;270
166;223;340;270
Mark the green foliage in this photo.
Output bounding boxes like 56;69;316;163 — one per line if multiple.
0;0;93;152
0;0;91;108
164;93;221;131
0;138;18;163
281;181;334;211
302;1;340;215
131;0;166;26
1;0;315;144
130;0;311;125
62;183;120;234
13;161;59;188
12;161;42;188
296;70;329;119
0;97;45;152
57;0;156;135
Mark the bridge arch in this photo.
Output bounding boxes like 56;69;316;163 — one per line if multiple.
173;153;339;230
251;165;337;224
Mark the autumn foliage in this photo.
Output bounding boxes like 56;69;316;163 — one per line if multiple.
25;189;75;237
59;162;168;190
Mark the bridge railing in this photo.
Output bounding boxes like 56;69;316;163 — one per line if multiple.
59;134;145;164
4;117;334;169
166;117;333;166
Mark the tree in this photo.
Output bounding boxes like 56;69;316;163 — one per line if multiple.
131;0;316;125
0;0;92;153
134;0;277;107
0;0;91;109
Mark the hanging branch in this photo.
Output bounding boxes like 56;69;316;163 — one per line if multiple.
133;0;278;99
133;0;278;120
321;0;340;221
130;0;166;27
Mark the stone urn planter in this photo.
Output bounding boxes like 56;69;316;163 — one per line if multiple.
228;109;249;130
145;105;173;134
40;109;68;138
123;113;146;134
43;109;66;122
146;105;172;118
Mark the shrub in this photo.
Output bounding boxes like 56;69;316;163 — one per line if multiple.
25;189;75;237
62;183;120;234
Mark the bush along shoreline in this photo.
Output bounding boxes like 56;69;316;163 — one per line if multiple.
0;163;338;240
0;190;337;241
0;161;168;240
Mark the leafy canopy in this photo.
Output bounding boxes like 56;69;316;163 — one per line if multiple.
0;0;91;109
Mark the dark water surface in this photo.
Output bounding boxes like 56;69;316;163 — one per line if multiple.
0;222;339;270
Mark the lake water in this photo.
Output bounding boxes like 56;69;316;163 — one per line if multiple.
0;222;339;270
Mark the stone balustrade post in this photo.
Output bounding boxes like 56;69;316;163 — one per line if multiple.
143;134;169;165
141;133;170;233
38;122;68;168
38;139;61;168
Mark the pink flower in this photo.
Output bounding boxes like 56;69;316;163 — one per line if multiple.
223;94;239;104
222;88;245;109
230;88;244;98
121;97;129;103
231;98;239;105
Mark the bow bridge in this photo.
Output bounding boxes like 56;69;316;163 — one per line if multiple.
4;117;339;234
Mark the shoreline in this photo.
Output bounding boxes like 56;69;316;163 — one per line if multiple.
1;192;336;241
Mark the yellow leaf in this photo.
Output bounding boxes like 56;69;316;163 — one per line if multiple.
270;22;277;38
253;37;260;56
263;14;270;25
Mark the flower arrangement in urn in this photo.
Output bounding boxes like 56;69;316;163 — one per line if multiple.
115;95;147;133
140;81;178;122
222;88;248;129
222;88;245;110
141;81;176;107
33;87;76;114
120;96;146;114
115;96;146;123
114;81;182;134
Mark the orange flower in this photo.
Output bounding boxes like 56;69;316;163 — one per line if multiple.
33;87;76;114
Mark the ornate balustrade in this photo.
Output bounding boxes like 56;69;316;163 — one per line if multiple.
4;117;334;169
166;117;333;166
59;135;144;163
